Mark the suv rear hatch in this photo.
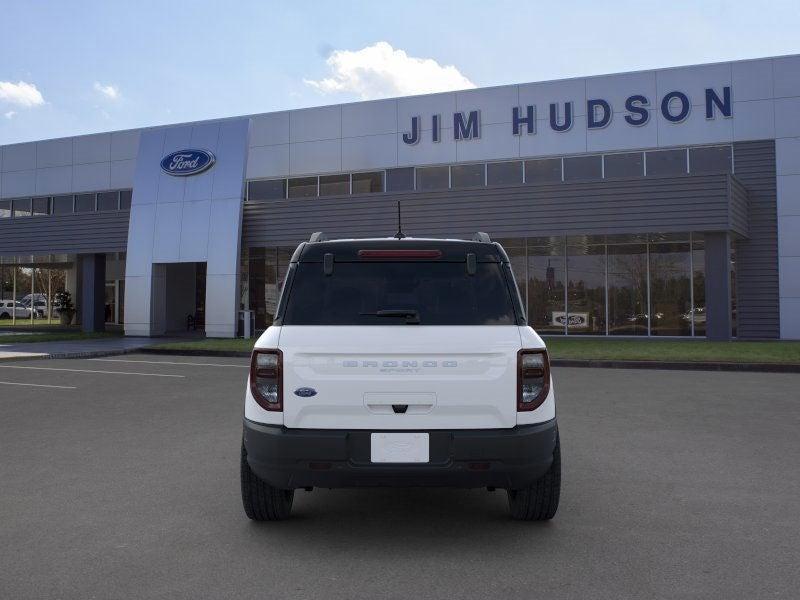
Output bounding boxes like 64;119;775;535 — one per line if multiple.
275;241;525;430
280;325;522;429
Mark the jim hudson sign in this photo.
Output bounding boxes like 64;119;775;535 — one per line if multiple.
401;86;732;145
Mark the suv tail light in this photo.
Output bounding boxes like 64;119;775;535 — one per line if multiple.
250;349;283;411
517;349;550;411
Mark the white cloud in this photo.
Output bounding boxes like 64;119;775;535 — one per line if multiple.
0;81;44;107
4;110;17;119
304;41;475;100
93;82;121;100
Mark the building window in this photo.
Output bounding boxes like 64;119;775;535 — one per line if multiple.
32;197;49;216
646;149;687;176
74;194;96;212
690;145;732;174
487;161;523;186
51;195;74;214
0;200;10;219
649;242;692;336
120;190;132;210
319;174;350;196
248;179;286;201
416;166;450;191
287;177;317;198
563;155;602;182
98;191;119;211
692;234;706;337
607;242;648;335
527;238;566;333
603;152;644;178
566;240;606;334
451;163;485;188
352;171;384;194
12;198;32;218
524;158;562;184
386;167;415;192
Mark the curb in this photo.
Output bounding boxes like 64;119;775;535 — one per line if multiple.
0;347;146;363
139;348;251;358
45;348;144;360
550;358;800;373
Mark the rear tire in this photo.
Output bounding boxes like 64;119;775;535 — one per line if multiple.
507;432;561;521
240;442;294;521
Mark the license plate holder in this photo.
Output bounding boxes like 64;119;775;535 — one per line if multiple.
370;432;429;463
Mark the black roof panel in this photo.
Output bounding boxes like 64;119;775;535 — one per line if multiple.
294;238;509;263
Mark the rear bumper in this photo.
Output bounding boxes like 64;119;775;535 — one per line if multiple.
243;419;558;490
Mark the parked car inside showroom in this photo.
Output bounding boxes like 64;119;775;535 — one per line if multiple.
0;300;32;319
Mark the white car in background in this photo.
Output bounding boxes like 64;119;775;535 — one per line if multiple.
0;300;32;320
241;233;560;522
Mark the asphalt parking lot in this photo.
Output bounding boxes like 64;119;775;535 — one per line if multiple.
1;355;799;600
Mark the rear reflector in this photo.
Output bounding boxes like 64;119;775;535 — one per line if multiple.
358;249;442;259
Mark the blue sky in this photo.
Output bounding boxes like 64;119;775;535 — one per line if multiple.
1;0;799;144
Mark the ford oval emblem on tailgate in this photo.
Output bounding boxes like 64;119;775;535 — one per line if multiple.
294;387;317;397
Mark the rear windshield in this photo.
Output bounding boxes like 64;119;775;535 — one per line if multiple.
281;261;519;325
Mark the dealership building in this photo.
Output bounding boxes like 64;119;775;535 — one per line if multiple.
1;54;800;340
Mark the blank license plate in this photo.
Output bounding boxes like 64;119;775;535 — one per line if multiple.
370;433;429;463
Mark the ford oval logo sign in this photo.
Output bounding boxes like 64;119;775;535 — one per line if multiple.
294;387;317;397
160;149;215;176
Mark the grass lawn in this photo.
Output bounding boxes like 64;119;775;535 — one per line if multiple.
0;318;65;327
0;331;121;344
149;335;800;364
544;337;800;364
149;337;256;353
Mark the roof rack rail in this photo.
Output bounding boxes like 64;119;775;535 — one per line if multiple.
309;232;327;243
472;232;491;243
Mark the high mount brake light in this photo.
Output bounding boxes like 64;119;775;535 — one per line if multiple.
357;249;442;259
250;349;283;411
517;349;550;411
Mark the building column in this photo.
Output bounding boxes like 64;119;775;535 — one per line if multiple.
704;232;732;341
80;253;106;333
150;263;167;336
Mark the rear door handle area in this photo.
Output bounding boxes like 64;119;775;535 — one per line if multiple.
364;393;436;415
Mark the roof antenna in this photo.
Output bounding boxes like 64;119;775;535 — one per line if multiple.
394;201;406;239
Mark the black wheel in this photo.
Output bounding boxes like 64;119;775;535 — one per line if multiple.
507;432;561;521
240;442;294;521
0;312;9;320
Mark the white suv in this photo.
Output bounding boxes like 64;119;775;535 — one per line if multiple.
0;300;32;320
241;233;560;521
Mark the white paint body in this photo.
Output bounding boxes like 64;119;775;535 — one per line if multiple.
0;301;31;319
245;324;555;430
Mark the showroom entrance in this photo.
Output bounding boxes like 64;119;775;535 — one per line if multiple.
151;262;207;335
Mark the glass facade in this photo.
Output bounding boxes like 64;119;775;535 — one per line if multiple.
416;166;449;191
0;256;77;328
243;246;296;329
319;174;350;196
243;145;733;201
0;253;125;330
499;233;714;336
451;163;485;188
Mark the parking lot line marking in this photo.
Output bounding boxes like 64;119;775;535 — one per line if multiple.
89;358;249;368
0;380;77;389
0;366;185;378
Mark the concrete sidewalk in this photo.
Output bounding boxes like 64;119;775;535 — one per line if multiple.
0;336;174;361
